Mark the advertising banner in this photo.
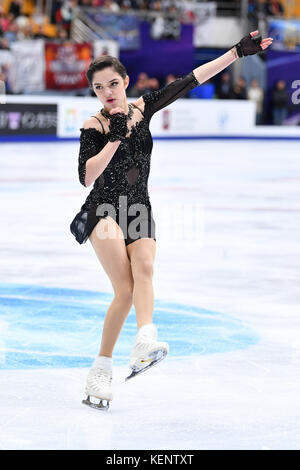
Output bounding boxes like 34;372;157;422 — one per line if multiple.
177;1;217;47
93;40;119;59
85;11;140;50
0;103;57;135
268;19;300;52
148;99;255;136
2;95;300;139
150;14;181;40
57;97;98;137
45;42;92;90
57;97;255;138
8;39;45;93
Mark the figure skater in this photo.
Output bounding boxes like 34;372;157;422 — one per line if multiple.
70;30;273;410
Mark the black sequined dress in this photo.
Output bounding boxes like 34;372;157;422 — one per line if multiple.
70;71;199;246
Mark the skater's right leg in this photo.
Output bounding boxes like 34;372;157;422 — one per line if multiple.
89;216;134;357
84;217;134;408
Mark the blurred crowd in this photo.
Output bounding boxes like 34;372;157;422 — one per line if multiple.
215;72;289;125
248;0;286;37
248;0;285;17
0;0;69;45
0;0;292;124
0;0;288;48
0;0;182;45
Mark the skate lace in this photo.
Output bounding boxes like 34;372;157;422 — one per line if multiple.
89;367;112;388
135;333;155;351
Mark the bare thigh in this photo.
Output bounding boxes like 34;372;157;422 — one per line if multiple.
89;216;134;295
126;238;156;280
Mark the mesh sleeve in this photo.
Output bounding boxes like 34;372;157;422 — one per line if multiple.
78;128;105;187
142;71;200;120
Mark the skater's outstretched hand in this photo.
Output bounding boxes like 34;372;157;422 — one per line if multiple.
234;30;273;57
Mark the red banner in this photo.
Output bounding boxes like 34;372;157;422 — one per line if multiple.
45;42;92;90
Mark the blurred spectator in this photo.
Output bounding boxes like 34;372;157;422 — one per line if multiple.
0;69;6;84
247;78;264;124
164;73;177;85
17;21;33;39
253;0;268;16
56;0;79;37
215;72;233;99
0;37;11;49
0;64;12;94
0;69;7;95
3;21;19;43
266;0;284;16
230;77;247;99
179;2;196;23
116;0;128;9
32;24;49;39
56;25;69;41
137;72;148;82
8;0;23;19
50;1;62;24
147;77;159;91
151;1;162;12
100;46;109;55
271;79;289;125
137;0;148;9
104;0;120;11
0;8;11;33
127;72;150;97
127;81;144;97
248;0;268;33
15;13;30;30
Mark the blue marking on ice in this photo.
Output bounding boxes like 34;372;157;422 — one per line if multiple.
0;283;259;369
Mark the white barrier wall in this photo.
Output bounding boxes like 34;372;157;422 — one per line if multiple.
1;94;300;138
57;96;256;137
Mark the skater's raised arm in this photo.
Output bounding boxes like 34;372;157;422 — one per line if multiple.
192;30;273;85
192;49;238;86
141;72;200;120
141;30;272;120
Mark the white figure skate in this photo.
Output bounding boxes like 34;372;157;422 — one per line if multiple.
126;323;169;381
82;356;113;410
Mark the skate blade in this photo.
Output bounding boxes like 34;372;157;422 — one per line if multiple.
125;349;168;382
82;395;110;411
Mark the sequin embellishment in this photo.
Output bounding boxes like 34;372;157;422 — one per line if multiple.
72;72;200;244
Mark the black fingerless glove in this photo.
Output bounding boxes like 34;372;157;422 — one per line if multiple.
108;112;128;142
234;33;263;58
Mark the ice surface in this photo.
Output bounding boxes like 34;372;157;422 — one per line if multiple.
0;139;300;449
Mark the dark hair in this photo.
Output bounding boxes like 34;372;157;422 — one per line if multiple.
86;55;127;86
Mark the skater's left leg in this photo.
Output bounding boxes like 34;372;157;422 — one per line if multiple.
126;238;156;329
126;238;169;380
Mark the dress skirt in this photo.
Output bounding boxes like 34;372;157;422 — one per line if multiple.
70;206;156;247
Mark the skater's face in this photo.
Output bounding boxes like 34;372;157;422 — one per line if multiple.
92;67;130;111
